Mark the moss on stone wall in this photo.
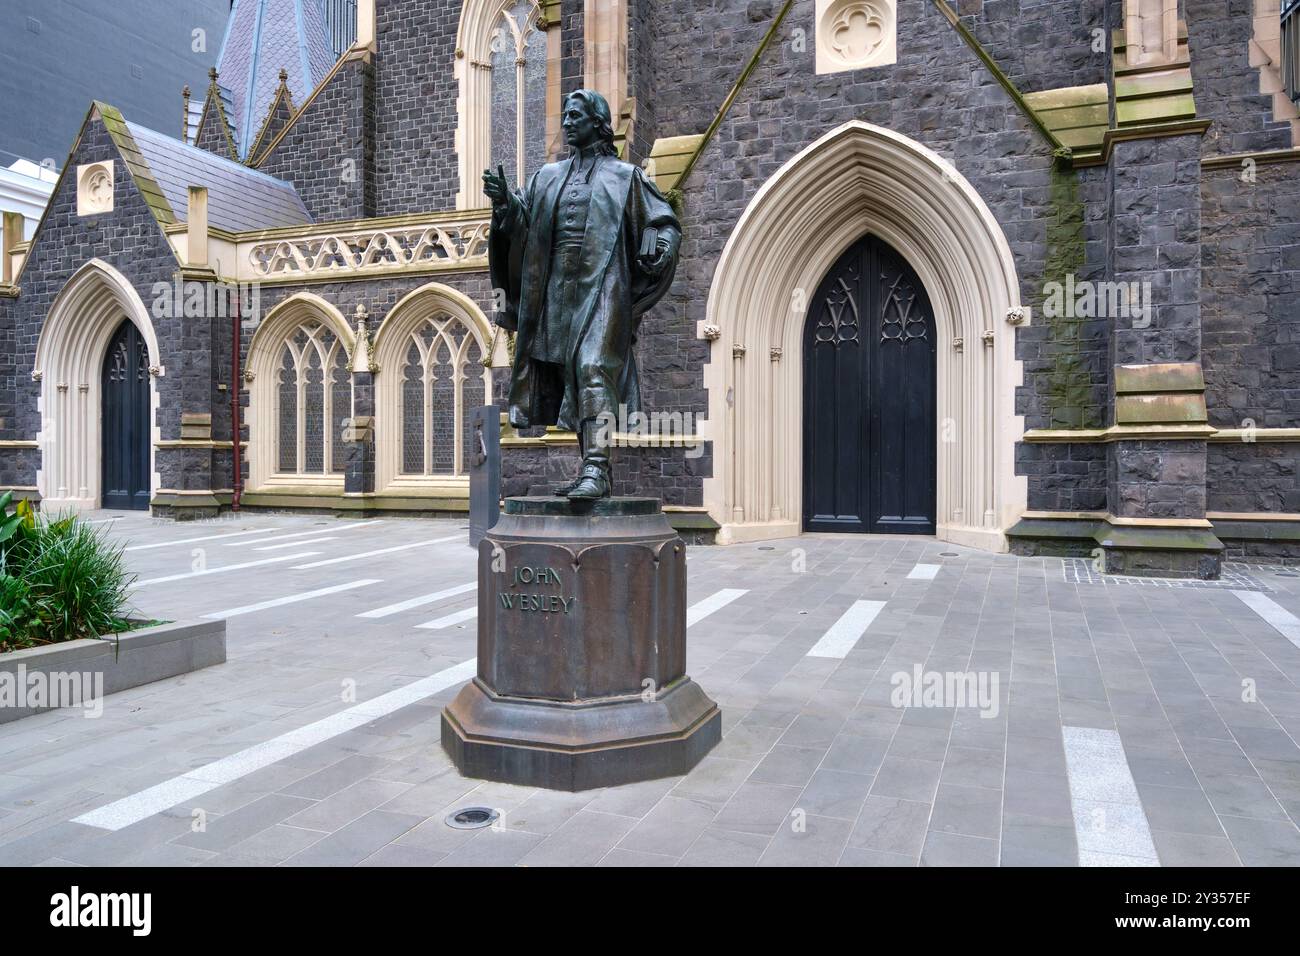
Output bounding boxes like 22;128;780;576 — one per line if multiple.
1040;162;1100;429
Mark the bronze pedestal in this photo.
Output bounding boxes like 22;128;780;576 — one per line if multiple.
441;496;721;791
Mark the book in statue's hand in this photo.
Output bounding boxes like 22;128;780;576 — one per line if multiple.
639;226;660;261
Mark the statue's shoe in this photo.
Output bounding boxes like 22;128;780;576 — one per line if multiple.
564;474;611;499
553;478;580;497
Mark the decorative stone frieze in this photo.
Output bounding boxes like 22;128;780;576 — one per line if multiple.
244;215;491;281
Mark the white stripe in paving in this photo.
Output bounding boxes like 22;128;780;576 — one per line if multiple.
359;581;476;619
908;564;941;580
1232;590;1300;649
255;537;338;551
1062;726;1159;867
292;535;461;569
131;552;320;588
685;588;748;628
417;606;478;630
806;600;886;658
225;520;385;547
204;579;381;620
125;528;280;551
83;517;121;526
73;657;478;831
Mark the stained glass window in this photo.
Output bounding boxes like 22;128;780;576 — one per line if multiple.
272;320;350;477
396;313;489;478
277;344;298;473
401;342;424;475
489;0;548;190
303;347;325;473
1286;0;1300;105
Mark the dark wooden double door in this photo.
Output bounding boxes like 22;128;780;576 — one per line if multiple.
102;320;151;511
803;234;936;535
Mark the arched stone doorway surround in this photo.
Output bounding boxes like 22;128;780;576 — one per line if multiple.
702;121;1029;551
371;282;495;494
33;259;163;512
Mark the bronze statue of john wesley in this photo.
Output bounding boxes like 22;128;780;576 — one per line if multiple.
484;89;681;499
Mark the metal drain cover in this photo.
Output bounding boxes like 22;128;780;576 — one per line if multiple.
758;546;775;551
1276;571;1299;578
940;552;959;557
445;806;499;830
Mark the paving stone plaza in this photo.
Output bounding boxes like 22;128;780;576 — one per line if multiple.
1;513;1298;868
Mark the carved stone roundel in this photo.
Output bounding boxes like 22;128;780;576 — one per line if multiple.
824;1;892;69
77;162;115;216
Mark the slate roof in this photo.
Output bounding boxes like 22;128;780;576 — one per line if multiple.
184;97;205;145
126;120;313;232
217;0;338;159
215;82;239;149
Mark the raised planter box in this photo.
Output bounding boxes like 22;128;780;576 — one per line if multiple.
0;619;226;724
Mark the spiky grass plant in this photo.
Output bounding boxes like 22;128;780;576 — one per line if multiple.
0;512;136;650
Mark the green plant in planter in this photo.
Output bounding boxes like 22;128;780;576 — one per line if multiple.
0;573;35;649
0;508;136;649
0;491;35;556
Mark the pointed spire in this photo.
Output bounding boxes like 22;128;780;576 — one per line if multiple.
247;65;299;165
193;67;239;161
216;0;338;159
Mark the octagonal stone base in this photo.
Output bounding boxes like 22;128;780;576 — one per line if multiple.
440;496;722;790
442;677;721;791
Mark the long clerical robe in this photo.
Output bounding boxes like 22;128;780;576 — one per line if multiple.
489;151;681;432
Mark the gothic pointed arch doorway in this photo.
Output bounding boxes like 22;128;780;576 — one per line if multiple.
702;120;1029;551
803;233;936;534
101;320;152;510
33;259;162;513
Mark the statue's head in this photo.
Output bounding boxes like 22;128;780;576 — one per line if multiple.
562;89;616;156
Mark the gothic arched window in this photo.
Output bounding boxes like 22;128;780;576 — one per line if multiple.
395;314;487;478
456;0;556;207
489;0;549;190
273;321;350;477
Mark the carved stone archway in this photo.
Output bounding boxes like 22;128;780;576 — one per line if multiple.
245;292;355;491
702;121;1028;551
33;259;163;512
371;282;494;493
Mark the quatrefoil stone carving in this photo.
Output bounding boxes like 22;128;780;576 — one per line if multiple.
816;0;897;75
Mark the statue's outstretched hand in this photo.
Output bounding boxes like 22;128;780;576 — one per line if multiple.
483;165;510;208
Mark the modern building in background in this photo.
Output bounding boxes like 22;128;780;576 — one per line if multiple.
0;0;231;170
0;0;232;240
0;160;58;240
2;0;1300;582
